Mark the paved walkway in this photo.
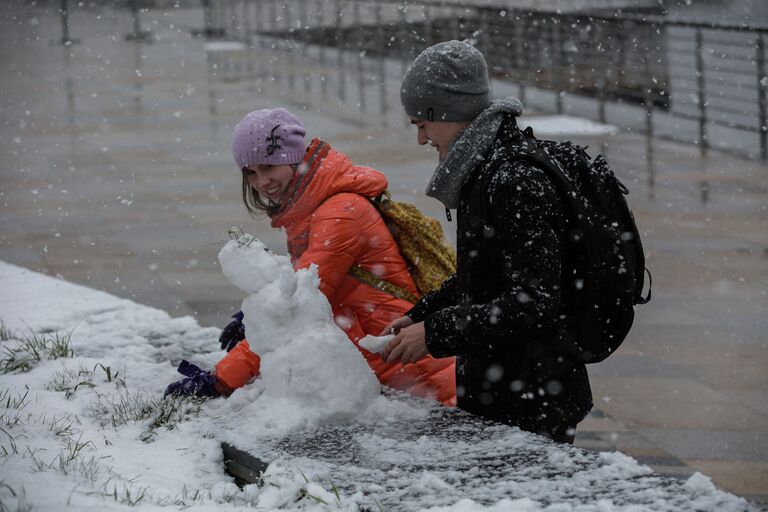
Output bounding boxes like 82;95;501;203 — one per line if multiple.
1;4;766;506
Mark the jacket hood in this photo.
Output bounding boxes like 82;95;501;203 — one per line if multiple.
270;138;388;229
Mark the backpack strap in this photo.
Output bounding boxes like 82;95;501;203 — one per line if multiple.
316;191;419;304
638;268;652;304
502;133;594;269
330;191;419;304
348;265;419;304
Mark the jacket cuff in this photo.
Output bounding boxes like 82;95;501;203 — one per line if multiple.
424;310;460;358
406;300;430;323
215;340;262;389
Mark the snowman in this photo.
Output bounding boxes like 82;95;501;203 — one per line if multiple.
215;229;380;418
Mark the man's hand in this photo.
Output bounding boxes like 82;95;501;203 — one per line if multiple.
381;321;428;364
379;315;415;336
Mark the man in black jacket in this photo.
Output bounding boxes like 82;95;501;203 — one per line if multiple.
382;40;592;443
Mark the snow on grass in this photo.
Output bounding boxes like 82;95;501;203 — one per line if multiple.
0;260;357;511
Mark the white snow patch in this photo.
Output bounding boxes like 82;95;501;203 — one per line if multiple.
203;41;247;52
523;115;618;136
358;333;394;354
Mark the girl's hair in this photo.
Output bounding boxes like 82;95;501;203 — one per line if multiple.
240;165;297;217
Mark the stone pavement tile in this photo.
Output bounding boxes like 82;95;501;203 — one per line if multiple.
573;437;614;452
573;420;615;451
607;430;671;455
608;338;768;418
731;390;768;419
682;460;768;507
587;352;696;379
575;421;699;483
577;411;629;433
638;429;768;462
590;376;768;431
641;463;696;481
626;337;768;367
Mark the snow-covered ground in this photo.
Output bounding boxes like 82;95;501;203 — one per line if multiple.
0;254;758;511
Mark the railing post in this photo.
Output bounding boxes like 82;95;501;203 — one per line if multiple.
241;0;250;42
131;0;140;37
318;0;328;100
336;0;346;104
644;23;656;201
215;0;225;36
268;0;277;39
453;7;462;41
244;0;255;81
255;0;266;89
228;0;237;39
285;1;295;94
515;12;527;107
554;16;564;115
695;27;708;157
479;8;490;61
354;0;366;112
59;0;71;45
267;0;279;91
299;0;310;100
424;5;433;46
756;33;768;160
597;19;609;123
399;0;408;79
201;0;212;37
400;1;410;126
125;0;150;41
376;1;387;125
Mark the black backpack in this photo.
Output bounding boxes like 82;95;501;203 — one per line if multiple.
506;127;651;363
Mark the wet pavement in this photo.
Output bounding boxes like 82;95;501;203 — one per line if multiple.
1;3;766;506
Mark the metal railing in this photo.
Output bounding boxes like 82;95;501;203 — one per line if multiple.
202;0;768;159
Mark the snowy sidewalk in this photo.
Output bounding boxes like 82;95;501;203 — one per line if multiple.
0;260;759;511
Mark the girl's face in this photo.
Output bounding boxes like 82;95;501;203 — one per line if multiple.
244;164;295;203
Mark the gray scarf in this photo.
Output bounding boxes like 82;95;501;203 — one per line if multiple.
426;97;524;210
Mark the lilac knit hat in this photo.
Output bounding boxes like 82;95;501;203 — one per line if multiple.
232;108;307;169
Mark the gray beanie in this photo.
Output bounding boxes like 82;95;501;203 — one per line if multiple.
400;40;491;122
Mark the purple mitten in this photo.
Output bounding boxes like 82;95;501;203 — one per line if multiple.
219;311;246;352
164;360;220;398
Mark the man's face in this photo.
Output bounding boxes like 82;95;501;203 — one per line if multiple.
409;117;468;161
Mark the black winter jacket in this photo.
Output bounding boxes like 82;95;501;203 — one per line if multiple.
408;116;593;433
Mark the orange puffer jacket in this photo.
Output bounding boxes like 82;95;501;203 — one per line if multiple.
216;139;456;405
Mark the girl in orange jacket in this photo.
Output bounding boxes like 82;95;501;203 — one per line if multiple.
213;108;455;406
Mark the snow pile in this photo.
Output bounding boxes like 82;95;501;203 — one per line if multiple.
203;41;247;52
218;234;380;419
0;260;394;511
